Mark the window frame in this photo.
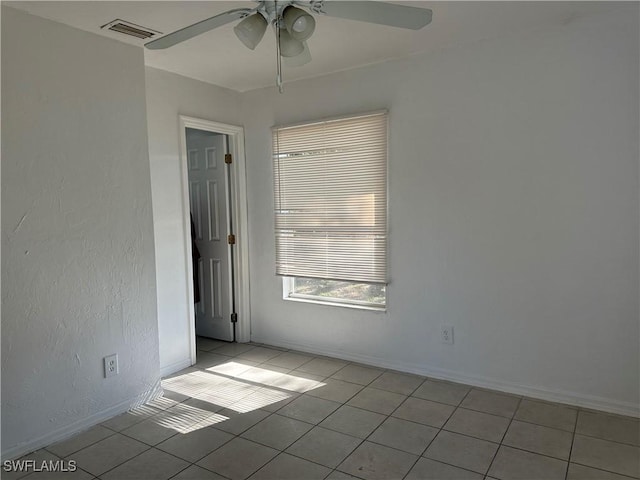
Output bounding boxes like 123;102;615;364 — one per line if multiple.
282;276;387;312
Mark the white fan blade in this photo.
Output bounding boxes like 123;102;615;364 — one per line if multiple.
315;1;432;30
146;8;253;50
283;42;312;67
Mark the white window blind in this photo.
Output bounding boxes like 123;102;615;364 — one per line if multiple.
273;111;388;284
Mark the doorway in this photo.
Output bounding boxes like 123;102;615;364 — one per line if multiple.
179;117;250;364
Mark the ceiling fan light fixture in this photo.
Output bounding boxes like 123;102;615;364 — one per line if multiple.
283;6;316;41
233;13;267;50
279;28;305;57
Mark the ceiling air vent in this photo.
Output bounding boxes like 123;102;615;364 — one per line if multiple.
101;19;161;40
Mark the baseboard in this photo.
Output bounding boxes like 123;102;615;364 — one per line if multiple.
1;380;163;461
160;357;193;377
251;336;640;418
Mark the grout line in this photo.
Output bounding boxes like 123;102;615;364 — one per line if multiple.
568;461;639;479
483;395;523;477
564;408;580;480
86;442;153;479
399;386;474;478
43;427;118;459
571;431;640;448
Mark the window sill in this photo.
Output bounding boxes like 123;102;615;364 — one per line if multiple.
283;295;387;313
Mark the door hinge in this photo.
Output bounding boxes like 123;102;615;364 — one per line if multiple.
224;153;233;164
227;234;236;245
231;313;238;323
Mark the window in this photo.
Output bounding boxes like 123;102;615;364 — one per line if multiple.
273;111;388;309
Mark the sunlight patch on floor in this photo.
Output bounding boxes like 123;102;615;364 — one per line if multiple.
152;361;326;433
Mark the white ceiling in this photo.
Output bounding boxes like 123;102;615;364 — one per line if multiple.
8;1;623;92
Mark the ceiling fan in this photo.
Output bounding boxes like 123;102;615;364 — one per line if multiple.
145;1;433;92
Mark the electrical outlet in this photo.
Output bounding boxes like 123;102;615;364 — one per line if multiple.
104;354;119;378
441;325;454;345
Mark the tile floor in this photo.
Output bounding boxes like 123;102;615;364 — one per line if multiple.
7;338;639;480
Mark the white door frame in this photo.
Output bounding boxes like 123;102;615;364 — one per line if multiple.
178;116;251;365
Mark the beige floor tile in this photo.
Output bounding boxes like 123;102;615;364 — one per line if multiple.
330;364;384;385
347;387;406;415
234;365;292;385
205;359;258;378
268;371;325;394
286;427;361;468
156;426;234;462
514;399;577;432
214;343;257;357
460;389;520;418
195;352;237;369
369;416;438;455
369;371;424;395
161;370;226;399
72;434;149;476
566;463;637;480
181;396;224;415
503;420;573;460
488;445;567;480
571;434;640;478
155;401;227;433
101;447;189;480
259;390;301;412
325;471;361;479
577;411;640;446
405;457;483;480
338;441;418;480
236;347;284;363
196;337;228;352
231;386;295;413
145;395;183;412
213;409;271;435
392;397;454;428
443;408;510;443
413;380;471;406
424;431;498;474
197;437;278;479
249;453;331;480
305;378;364;403
192;379;262;412
241;413;313;450
46;425;114;457
121;415;179;445
320;405;386;439
264;352;314;370
101;405;160;432
277;395;341;424
171;464;227;480
296;357;349;377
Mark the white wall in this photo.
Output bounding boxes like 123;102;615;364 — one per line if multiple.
145;68;241;374
240;7;639;415
1;7;160;458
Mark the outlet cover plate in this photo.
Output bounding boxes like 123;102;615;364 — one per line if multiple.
104;354;119;378
441;325;454;345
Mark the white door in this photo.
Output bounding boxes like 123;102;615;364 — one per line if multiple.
186;128;234;341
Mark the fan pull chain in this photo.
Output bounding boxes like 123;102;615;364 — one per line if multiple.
275;3;284;93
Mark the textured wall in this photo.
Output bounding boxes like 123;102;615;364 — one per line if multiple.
145;67;241;374
1;7;159;457
240;6;639;415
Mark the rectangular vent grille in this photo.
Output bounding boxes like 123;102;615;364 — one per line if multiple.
101;19;161;40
